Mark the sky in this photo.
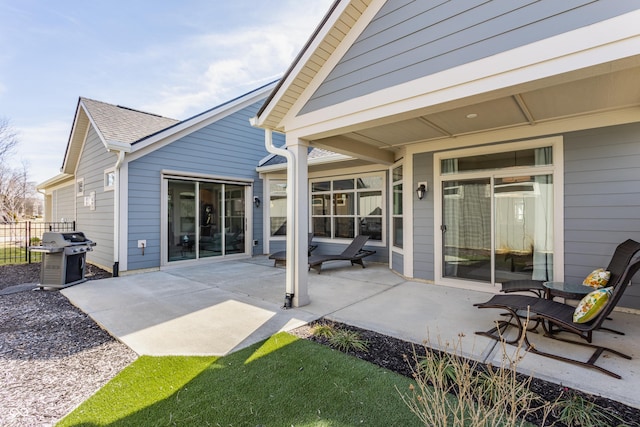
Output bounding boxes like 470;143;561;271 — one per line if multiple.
0;0;334;185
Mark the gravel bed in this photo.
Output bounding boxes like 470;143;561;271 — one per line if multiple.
0;264;137;427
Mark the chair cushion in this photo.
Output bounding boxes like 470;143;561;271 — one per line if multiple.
573;287;612;323
582;268;611;288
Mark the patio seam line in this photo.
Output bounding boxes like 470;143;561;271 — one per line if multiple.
318;279;410;319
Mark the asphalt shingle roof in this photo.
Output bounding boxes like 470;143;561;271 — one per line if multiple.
259;147;339;167
81;97;179;144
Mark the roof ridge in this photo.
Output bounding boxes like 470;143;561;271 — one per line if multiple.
80;97;178;121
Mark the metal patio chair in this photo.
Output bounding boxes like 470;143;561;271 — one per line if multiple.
475;239;640;378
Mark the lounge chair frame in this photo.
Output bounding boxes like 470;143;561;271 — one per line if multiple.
475;239;640;379
308;235;376;273
269;233;317;267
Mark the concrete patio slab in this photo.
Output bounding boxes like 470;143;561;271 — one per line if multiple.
62;256;640;409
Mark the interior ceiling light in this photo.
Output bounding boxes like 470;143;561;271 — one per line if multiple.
466;113;478;119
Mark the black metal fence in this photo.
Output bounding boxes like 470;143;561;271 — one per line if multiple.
0;221;76;265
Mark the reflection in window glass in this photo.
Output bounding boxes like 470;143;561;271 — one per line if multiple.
334;179;354;190
392;164;403;249
269;181;287;236
313;217;331;238
334;217;354;238
310;174;383;241
357;176;382;189
312;181;330;192
334;193;354;216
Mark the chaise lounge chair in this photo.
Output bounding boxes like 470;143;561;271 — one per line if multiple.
475;239;640;378
269;233;317;267
308;235;376;274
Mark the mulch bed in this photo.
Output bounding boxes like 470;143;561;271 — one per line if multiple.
291;320;640;427
2;263;640;426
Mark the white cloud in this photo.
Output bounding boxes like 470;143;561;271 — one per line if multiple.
13;120;70;184
140;2;332;119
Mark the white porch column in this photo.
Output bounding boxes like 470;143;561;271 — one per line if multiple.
287;135;310;307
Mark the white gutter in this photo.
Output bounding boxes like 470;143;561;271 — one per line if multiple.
260;127;297;306
112;150;126;276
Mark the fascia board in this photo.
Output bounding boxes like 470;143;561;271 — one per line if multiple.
253;0;353;128
278;0;386;131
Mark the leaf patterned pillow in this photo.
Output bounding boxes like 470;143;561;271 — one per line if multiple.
573;287;612;323
582;268;610;288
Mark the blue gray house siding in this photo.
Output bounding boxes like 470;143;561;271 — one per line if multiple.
51;184;75;222
563;122;640;309
126;100;273;271
413;152;434;281
301;0;639;114
76;126;116;270
409;123;640;309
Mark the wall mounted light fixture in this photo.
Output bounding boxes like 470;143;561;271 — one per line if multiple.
416;182;428;200
254;196;261;208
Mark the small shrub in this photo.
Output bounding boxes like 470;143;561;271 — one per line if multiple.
555;391;619;427
311;322;336;339
328;329;369;353
399;317;555;426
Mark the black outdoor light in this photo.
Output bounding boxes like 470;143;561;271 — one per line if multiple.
253;196;261;208
416;183;427;200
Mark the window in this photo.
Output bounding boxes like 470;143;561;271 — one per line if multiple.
269;181;287;236
311;174;383;241
392;164;403;248
76;178;84;196
104;168;115;191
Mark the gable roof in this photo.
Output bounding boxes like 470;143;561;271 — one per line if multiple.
58;81;279;177
81;98;179;145
61;98;178;174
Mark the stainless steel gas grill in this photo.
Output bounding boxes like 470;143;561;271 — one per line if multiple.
29;231;96;288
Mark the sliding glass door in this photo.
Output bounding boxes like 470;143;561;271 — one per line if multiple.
442;178;492;282
168;179;246;262
439;144;556;285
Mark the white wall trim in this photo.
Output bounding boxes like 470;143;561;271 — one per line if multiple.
432;136;564;288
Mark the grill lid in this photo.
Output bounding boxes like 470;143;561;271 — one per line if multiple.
40;231;95;247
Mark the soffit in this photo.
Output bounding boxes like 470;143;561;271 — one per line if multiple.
310;59;640;157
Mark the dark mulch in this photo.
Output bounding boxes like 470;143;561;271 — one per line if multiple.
291;320;640;427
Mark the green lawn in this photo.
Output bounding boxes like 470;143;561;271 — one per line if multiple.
57;332;421;426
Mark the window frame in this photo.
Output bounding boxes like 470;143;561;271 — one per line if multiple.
310;172;385;244
268;179;287;238
104;168;116;191
76;177;84;196
391;163;403;250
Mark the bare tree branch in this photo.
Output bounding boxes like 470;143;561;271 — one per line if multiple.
0;117;19;164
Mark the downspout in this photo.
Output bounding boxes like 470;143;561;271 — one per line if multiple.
112;150;126;277
263;129;296;308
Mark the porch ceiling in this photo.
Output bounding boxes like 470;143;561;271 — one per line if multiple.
310;59;640;161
